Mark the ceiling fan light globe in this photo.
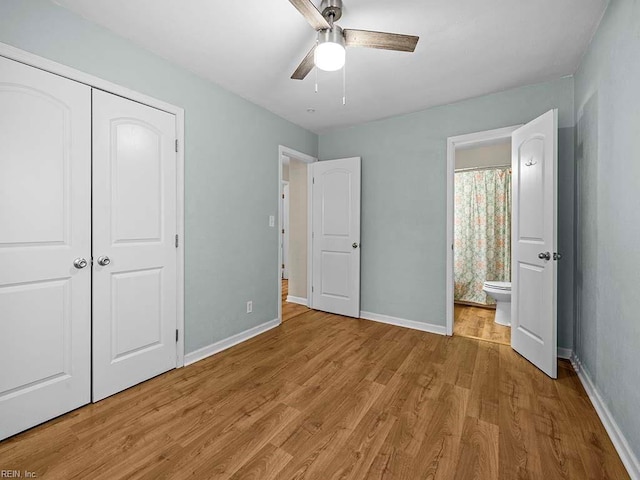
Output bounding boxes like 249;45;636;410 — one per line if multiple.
314;42;346;71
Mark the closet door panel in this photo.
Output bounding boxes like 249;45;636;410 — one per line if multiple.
0;56;91;440
92;90;177;401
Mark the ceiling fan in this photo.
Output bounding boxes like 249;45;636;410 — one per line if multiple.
289;0;419;80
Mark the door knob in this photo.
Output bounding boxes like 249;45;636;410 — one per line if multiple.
538;252;551;261
352;243;359;249
73;258;88;269
554;252;562;261
97;256;111;266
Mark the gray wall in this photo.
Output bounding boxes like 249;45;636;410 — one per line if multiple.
319;77;576;349
574;0;640;461
0;0;318;354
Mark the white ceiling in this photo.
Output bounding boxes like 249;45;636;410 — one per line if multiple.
53;0;607;134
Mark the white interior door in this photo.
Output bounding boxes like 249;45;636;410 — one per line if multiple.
0;57;91;439
511;109;558;378
282;183;289;280
92;90;178;401
311;157;361;317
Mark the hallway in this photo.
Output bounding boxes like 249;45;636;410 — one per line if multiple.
282;279;311;322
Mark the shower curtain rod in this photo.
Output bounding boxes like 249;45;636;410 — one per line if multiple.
455;164;511;173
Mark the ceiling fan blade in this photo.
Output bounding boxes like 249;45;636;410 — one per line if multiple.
288;0;331;31
291;45;316;80
344;29;419;52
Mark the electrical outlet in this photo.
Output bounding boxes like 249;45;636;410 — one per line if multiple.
246;301;253;313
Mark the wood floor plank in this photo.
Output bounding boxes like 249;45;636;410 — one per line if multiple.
467;340;500;425
533;394;590;480
498;345;543;480
454;304;510;345
228;443;292;480
453;416;499;480
0;307;629;479
441;335;479;389
190;403;300;478
323;409;398;480
408;382;470;480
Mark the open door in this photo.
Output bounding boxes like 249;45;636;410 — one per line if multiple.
511;109;558;378
311;157;361;318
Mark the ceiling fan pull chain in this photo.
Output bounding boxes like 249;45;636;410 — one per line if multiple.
342;54;347;106
315;38;319;94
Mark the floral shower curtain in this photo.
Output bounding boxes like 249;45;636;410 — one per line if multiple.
454;167;511;305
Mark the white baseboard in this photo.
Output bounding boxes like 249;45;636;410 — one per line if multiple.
360;311;447;336
286;295;308;306
571;353;639;479
557;347;573;359
184;318;280;366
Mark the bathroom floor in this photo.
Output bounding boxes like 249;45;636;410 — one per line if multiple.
454;303;511;346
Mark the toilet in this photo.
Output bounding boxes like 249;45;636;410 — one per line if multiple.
482;281;512;326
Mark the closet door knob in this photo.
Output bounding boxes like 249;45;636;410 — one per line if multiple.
73;258;88;269
97;256;111;266
538;251;551;261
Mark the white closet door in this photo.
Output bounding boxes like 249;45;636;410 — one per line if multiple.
92;90;178;401
0;57;91;440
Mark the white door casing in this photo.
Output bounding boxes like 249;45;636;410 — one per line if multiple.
511;109;558;378
0;57;91;439
92;90;178;401
282;183;290;280
311;157;361;318
445;126;522;336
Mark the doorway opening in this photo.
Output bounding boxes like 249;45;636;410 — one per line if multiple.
278;146;316;323
446;126;520;346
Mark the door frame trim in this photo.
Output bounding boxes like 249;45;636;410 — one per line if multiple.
281;180;290;280
445;125;522;336
0;42;186;367
278;145;317;324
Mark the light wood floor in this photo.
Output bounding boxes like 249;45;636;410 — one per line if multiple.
282;279;311;322
454;303;511;346
0;311;628;479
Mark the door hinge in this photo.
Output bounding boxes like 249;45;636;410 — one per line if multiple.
282;228;285;234
312;286;314;292
176;329;179;342
282;193;285;199
175;234;179;248
175;139;179;153
312;177;315;184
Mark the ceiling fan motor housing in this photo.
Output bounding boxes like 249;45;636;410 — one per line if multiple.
320;0;343;23
317;25;345;47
